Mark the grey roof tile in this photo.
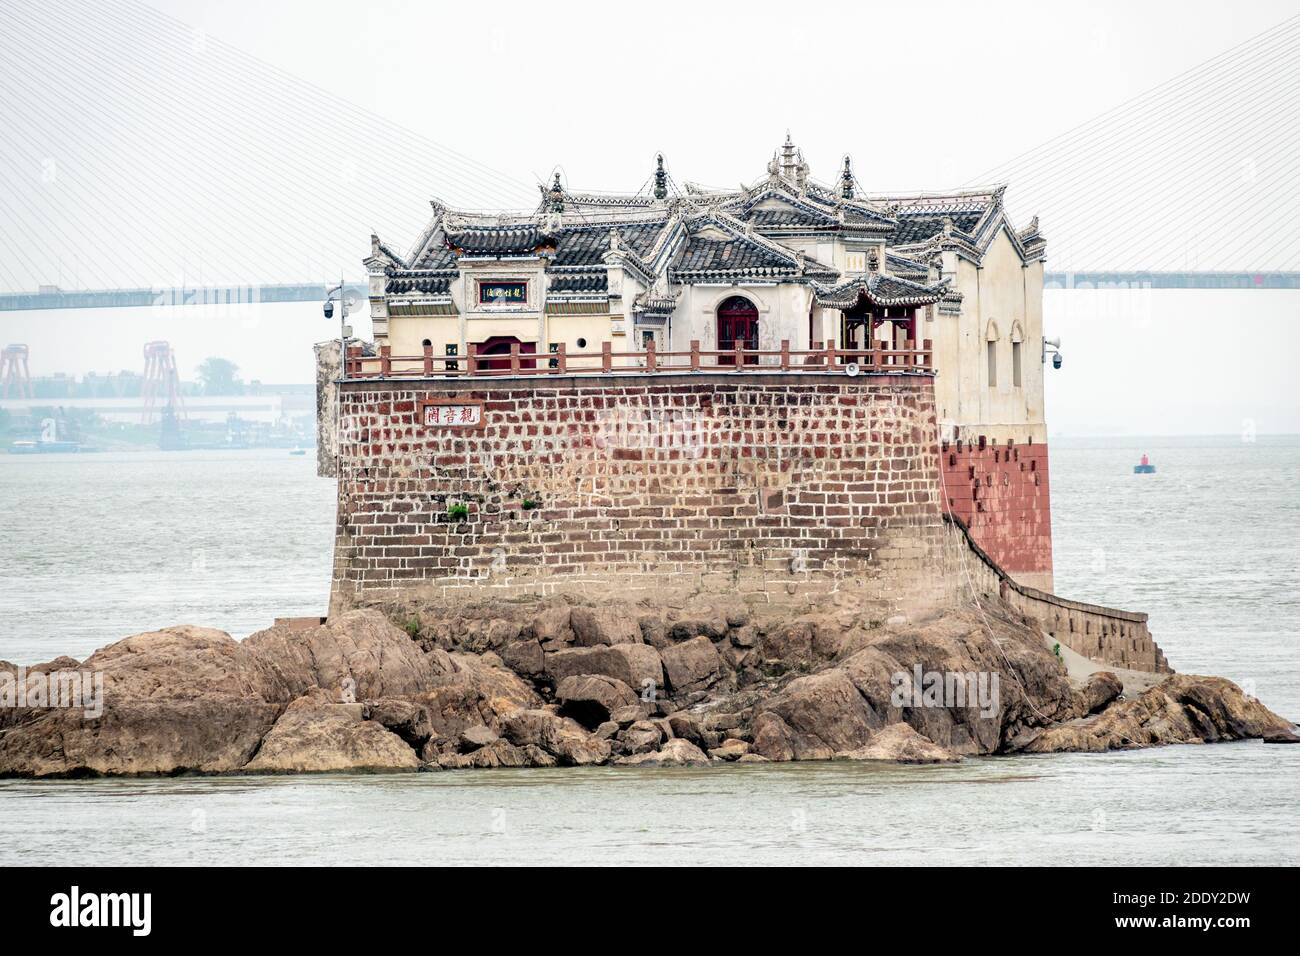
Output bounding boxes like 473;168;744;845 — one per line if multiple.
548;272;608;293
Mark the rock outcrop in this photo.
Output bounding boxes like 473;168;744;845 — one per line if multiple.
835;723;962;763
555;675;639;728
498;710;611;766
0;625;286;776
1010;674;1294;753
243;610;444;700
244;690;420;773
615;739;710;767
0;594;1292;777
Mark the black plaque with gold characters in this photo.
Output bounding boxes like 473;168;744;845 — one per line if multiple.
478;280;527;305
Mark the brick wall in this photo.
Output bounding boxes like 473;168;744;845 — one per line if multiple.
940;436;1054;592
330;372;949;611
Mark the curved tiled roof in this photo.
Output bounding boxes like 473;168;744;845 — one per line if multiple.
548;272;608;294
553;222;666;266
890;210;985;245
746;207;834;228
371;144;1040;313
814;272;947;308
409;230;459;270
674;237;795;275
444;225;551;256
886;252;929;278
385;272;453;295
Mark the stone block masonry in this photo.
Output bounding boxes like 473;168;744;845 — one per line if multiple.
327;370;1170;674
329;372;950;611
941;436;1054;593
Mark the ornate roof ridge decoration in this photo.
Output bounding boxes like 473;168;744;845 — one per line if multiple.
722;186;841;226
635;290;678;307
386;265;458;277
403;202;450;266
798;253;840;280
813;272;949;309
601;236;656;287
939;286;964;315
885;251;929;275
544;172;565;213
680;183;746;205
887;200;1046;267
369;140;1044;289
365;233;408;271
721;172;895;234
548;263;613;272
559;192;660;209
765;132;811;190
633;291;677;318
641;214;689;278
1018;214;1047;259
558;212;672;229
867;184;1008;207
963;206;1046;264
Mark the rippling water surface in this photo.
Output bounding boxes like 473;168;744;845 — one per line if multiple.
0;437;1296;865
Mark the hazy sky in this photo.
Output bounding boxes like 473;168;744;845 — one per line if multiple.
153;0;1298;193
3;0;1299;434
3;0;1299;289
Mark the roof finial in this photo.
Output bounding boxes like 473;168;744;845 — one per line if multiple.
548;171;564;213
840;156;855;199
653;153;668;200
777;133;807;187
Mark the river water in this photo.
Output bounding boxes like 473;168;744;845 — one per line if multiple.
0;437;1296;865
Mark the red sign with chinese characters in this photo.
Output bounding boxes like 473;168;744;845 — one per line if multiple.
419;399;485;430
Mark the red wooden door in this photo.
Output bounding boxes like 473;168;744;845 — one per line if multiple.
716;297;758;365
476;336;536;371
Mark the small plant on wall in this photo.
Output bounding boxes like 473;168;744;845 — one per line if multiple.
522;499;540;511
447;503;469;521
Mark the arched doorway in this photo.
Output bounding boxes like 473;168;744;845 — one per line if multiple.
716;296;758;365
475;336;536;372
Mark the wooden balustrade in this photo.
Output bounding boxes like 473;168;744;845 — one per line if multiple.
343;338;934;380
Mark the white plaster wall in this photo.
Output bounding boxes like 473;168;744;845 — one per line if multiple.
669;284;814;361
941;229;1047;442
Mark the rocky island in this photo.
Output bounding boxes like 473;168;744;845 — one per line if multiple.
1;591;1293;777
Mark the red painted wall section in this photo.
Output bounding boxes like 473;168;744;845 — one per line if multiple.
940;437;1054;590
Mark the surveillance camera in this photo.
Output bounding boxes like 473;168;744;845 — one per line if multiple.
323;300;334;320
1052;352;1063;370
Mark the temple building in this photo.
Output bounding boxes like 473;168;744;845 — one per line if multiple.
365;136;1048;448
356;136;1055;590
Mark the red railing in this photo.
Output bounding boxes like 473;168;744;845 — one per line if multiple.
344;338;934;379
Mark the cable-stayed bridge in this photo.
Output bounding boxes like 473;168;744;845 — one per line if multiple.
1;0;1298;312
